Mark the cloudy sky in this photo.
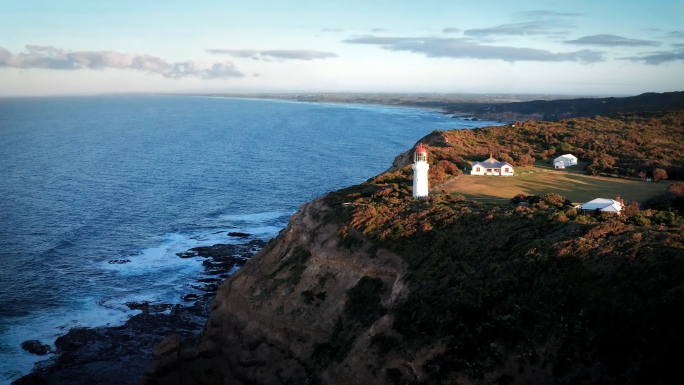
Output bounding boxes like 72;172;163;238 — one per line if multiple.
1;0;683;96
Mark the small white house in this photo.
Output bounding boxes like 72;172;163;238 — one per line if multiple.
553;154;578;169
471;155;514;176
576;197;623;215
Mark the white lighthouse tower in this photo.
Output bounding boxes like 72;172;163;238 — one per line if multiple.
412;143;429;198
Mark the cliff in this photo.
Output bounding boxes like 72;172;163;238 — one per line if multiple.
142;196;412;384
143;178;684;384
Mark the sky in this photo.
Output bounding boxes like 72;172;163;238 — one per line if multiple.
1;0;683;96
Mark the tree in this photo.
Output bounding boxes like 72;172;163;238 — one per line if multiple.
596;153;616;171
517;154;535;166
497;153;514;163
558;141;573;152
622;202;641;218
653;168;668;182
638;171;646;181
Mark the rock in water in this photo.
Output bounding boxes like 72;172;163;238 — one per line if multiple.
227;232;250;237
20;340;51;356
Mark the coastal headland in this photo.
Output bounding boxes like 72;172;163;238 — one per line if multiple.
141;109;684;384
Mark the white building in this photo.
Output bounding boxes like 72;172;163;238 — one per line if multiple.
577;197;623;215
412;143;429;198
471;155;514;176
553;154;578;169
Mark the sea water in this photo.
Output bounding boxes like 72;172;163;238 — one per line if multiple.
0;95;498;383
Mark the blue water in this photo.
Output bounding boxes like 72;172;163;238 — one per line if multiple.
0;95;498;382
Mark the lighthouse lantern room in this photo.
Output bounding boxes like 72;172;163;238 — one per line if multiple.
412;143;429;198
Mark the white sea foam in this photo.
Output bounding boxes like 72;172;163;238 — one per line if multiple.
219;211;293;223
0;297;140;385
100;233;205;276
0;213;286;384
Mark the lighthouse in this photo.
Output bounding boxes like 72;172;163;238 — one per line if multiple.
412;143;429;198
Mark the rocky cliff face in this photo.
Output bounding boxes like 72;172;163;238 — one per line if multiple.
143;197;412;384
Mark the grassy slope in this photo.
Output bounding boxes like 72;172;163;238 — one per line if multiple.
442;171;668;203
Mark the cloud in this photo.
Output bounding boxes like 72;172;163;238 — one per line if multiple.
207;49;258;58
207;49;337;61
343;35;604;63
667;31;684;38
464;20;571;37
371;28;388;32
321;28;345;33
515;10;584;18
621;48;684;65
442;28;460;34
564;34;660;47
0;45;244;78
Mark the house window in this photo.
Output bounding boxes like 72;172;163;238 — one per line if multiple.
504;167;510;172
487;169;492;173
476;167;480;172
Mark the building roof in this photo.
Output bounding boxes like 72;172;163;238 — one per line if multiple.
555;154;577;161
578;198;622;212
471;155;513;169
415;143;426;154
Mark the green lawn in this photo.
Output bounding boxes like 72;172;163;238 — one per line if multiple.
442;168;669;204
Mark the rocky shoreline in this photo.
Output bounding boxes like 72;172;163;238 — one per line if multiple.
12;237;266;385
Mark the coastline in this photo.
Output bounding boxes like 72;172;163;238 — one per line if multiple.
191;93;452;114
210;94;536;124
187;91;684;124
187;93;520;124
11;239;265;385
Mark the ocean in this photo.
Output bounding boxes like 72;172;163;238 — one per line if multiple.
0;95;497;383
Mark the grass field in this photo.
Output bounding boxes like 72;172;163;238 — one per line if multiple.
440;167;669;204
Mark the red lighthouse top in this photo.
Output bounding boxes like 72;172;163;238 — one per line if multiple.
416;143;427;154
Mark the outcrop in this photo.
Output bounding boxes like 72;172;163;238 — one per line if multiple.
142;197;411;384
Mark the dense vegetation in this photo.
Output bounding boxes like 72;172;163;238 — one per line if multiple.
325;178;684;384
321;111;684;384
381;111;684;187
443;91;684;121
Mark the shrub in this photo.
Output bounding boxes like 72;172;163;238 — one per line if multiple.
653;168;668;182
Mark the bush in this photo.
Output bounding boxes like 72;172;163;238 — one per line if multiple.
653;168;668;182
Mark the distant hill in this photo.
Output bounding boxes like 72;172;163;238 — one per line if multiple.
444;91;684;121
206;91;684;122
